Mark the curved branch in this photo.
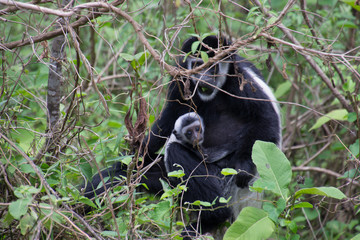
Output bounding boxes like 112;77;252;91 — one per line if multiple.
251;0;353;113
292;166;360;186
0;131;104;240
0;0;73;17
0;0;125;51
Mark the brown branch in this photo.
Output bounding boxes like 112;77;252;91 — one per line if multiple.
251;0;353;113
0;0;73;17
0;131;104;240
292;166;360;187
67;24;110;116
0;0;125;51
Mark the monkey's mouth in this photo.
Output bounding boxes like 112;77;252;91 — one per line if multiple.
199;86;214;95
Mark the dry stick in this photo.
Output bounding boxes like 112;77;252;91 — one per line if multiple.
0;132;104;240
2;0;359;85
67;24;110;116
0;0;125;51
0;0;73;17
299;140;333;167
292;166;360;187
81;136;121;240
3;2;354;133
251;0;352;113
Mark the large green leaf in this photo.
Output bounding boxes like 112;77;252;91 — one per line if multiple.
309;109;348;131
341;0;360;11
294;187;346;200
351;233;360;240
224;207;275;240
252;141;292;200
9;198;31;220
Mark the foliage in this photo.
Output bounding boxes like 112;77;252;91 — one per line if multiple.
0;0;359;239
224;141;347;240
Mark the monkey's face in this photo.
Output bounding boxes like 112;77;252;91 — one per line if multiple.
173;112;205;148
187;58;229;101
182;123;204;148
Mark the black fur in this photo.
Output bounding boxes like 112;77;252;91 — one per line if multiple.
82;35;281;236
164;113;231;238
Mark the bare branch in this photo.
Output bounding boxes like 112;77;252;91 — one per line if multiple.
0;0;125;50
0;0;73;17
251;0;353;113
292;166;360;187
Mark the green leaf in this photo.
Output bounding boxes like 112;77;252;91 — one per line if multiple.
191;41;200;54
107;121;122;128
147;200;171;228
19;213;36;235
9;198;31;220
200;51;209;63
351;233;360;240
247;6;260;19
274;81;291;99
10;129;34;151
192;200;212;207
167;169;185;178
292;202;313;209
224;207;275;240
160;188;183;200
79;162;93;181
39;203;65;224
349;139;359;157
348;112;357;123
101;231;118;237
137;51;150;66
341;0;360;11
267;16;278;26
221;168;237;176
263;198;286;223
294;187;346;200
252;141;292;199
120;53;134;62
219;197;231;203
120;156;132;165
339;169;360;179
79;196;97;208
309;109;348;131
14;185;40;198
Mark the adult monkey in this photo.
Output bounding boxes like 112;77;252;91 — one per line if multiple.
145;35;281;187
83;35;281;235
145;35;281;235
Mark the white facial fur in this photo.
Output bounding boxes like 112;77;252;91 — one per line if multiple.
172;112;204;145
187;58;229;102
165;112;204;172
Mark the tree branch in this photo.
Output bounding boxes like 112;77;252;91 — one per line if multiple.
0;0;125;50
251;0;353;113
292;166;360;187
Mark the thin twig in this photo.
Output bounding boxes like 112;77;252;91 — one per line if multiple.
292;166;360;186
0;131;104;240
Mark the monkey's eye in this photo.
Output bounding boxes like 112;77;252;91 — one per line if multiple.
195;127;200;132
185;130;192;137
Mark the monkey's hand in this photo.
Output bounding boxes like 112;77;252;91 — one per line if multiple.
235;160;256;188
235;171;253;188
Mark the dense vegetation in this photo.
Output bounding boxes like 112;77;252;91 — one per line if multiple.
0;0;359;239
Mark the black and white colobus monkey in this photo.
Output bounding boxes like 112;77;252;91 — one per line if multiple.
83;35;281;234
164;112;232;237
145;35;281;187
143;35;281;235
